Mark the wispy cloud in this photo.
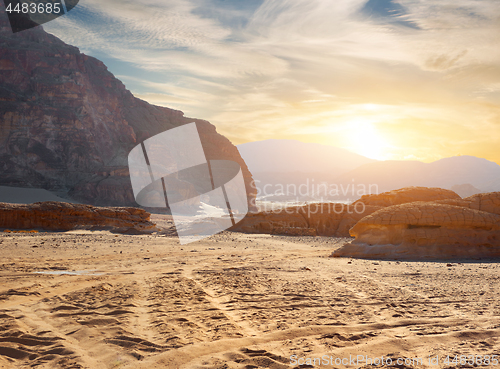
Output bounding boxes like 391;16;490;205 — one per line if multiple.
44;0;500;163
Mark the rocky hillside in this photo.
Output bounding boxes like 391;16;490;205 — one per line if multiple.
0;3;256;208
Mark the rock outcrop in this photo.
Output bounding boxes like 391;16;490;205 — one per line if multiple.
299;203;382;237
0;3;256;208
332;199;500;259
233;187;461;237
231;203;381;237
0;201;157;233
353;187;460;207
435;192;500;216
232;206;309;234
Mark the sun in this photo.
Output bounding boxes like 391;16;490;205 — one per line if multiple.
344;118;390;161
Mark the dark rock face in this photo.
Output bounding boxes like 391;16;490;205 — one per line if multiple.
0;3;256;208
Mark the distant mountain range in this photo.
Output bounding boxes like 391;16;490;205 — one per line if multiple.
237;139;376;174
336;156;500;194
237;140;376;201
237;140;500;202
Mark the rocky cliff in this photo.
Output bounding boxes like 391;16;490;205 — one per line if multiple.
0;3;256;208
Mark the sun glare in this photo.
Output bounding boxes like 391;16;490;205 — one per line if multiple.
344;119;390;161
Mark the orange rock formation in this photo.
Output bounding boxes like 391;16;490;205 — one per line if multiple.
0;202;157;234
233;187;461;237
332;193;500;259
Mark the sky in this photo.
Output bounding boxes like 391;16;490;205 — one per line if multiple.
43;0;500;163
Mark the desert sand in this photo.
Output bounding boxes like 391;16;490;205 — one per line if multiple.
2;216;500;369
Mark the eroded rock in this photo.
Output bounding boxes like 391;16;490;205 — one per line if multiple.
435;192;500;216
332;201;500;259
0;201;158;233
353;187;460;207
232;186;460;238
232;203;381;237
232;207;308;234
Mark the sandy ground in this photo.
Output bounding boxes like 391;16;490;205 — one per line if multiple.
1;223;500;369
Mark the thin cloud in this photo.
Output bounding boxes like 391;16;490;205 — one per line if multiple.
43;0;500;163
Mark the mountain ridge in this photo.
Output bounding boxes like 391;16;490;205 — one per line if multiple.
237;139;376;175
338;155;500;193
238;140;500;201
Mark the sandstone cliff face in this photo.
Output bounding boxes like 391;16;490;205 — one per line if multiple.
0;201;157;233
0;3;256;208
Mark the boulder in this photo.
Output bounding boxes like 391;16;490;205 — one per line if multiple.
0;201;158;233
331;201;500;259
353;187;460;207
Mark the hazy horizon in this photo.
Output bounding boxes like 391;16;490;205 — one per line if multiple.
238;138;500;166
